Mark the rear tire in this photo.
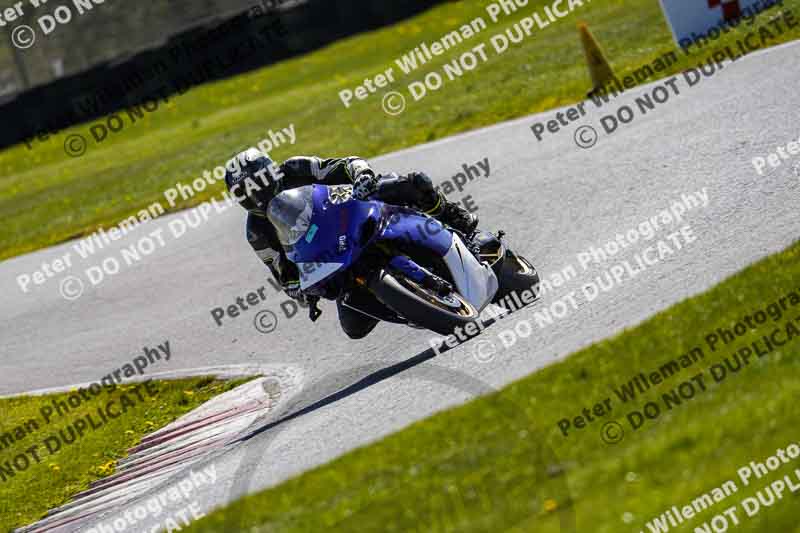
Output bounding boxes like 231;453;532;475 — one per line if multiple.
493;250;540;307
368;270;479;336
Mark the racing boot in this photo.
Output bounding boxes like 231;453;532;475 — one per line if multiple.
430;194;479;236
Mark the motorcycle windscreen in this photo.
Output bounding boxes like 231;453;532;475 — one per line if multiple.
267;187;314;246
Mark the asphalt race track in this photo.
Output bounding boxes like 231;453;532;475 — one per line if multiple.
1;41;799;531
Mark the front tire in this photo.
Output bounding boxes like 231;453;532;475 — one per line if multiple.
368;270;479;336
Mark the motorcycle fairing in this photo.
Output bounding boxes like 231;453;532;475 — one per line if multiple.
297;261;346;289
376;210;498;310
440;235;498;312
375;210;453;257
272;185;498;309
280;186;382;290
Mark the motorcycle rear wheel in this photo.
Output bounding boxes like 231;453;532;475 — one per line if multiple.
493;250;540;307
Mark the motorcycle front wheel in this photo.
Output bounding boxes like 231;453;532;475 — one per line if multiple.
368;270;479;336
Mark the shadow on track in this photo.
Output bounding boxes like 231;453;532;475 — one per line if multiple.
233;304;528;443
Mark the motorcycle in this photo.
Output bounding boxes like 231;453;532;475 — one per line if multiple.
267;184;540;336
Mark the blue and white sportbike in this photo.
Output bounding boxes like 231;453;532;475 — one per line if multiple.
267;184;540;336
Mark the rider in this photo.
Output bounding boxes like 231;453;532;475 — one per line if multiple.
224;148;478;339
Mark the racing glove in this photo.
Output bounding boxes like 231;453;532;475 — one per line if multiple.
283;280;307;303
352;172;379;200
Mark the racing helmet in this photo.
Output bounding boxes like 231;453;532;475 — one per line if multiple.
224;148;282;215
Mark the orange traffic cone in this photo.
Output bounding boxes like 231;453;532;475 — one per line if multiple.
578;23;615;97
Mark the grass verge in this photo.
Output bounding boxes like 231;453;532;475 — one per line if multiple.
0;377;251;532
1;0;799;259
185;240;800;533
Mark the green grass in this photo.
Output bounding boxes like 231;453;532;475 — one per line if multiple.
185;240;800;532
1;0;799;259
0;377;251;532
